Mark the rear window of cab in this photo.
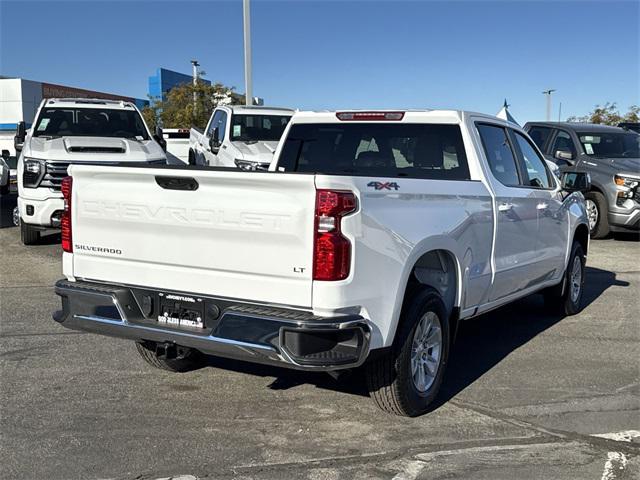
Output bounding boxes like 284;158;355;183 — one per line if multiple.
278;123;470;180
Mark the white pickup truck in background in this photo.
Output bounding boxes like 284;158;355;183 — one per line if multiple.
189;105;293;169
15;98;167;245
53;109;590;417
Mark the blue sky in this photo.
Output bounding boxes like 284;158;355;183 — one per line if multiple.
1;0;638;123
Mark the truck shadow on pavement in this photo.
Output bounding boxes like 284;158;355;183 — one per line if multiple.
201;266;628;406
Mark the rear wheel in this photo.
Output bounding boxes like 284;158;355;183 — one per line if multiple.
544;241;586;316
585;191;609;239
366;288;450;417
135;341;206;373
20;221;40;245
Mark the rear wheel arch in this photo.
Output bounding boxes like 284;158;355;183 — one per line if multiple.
390;248;461;347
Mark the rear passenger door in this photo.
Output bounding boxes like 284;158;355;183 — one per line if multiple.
476;123;540;302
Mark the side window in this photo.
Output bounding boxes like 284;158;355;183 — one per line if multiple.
477;124;520;186
206;111;223;137
551;130;576;157
527;126;553;151
217;112;227;142
512;131;552;189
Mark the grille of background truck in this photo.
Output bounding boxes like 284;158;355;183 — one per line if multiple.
42;162;70;191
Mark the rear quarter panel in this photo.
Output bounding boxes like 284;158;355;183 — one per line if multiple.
313;175;493;349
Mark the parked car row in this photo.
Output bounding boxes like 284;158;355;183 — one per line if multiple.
525;122;640;238
50;108;593;416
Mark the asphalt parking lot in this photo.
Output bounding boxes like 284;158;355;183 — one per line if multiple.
1;226;639;480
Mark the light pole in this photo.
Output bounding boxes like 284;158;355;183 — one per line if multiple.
542;89;556;121
243;0;253;106
191;60;200;112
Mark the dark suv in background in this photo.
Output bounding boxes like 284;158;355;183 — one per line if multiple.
524;122;639;238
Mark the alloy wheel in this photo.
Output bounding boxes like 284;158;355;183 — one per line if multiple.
410;311;442;393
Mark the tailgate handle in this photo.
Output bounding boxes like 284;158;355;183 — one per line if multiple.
155;176;199;191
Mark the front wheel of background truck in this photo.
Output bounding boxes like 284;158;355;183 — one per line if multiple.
585;191;609;239
135;341;206;373
20;221;40;245
366;287;450;417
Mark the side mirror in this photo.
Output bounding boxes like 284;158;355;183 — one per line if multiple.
554;149;575;165
209;127;221;152
154;126;167;151
14;121;26;153
1;149;9;160
561;171;590;193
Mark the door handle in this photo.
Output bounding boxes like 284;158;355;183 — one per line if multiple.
498;202;513;212
536;203;548;210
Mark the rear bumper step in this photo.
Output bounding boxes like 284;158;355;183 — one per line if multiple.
53;279;370;371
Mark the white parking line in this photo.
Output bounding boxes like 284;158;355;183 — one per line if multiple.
600;452;628;480
592;430;640;443
392;441;571;480
591;431;638;480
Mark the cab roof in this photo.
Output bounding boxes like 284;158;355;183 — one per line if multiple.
43;98;138;110
289;109;520;128
221;105;294;116
525;121;630;133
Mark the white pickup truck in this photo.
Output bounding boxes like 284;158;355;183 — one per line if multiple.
53;109;590;417
188;105;293;169
15;98;167;245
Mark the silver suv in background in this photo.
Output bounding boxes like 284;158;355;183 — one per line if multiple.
525;122;639;238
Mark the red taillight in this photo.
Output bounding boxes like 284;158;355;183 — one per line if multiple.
313;190;357;281
336;111;404;121
61;176;73;253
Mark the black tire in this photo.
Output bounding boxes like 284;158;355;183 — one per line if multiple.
20;221;40;245
366;287;450;417
585;191;609;239
544;241;586;316
135;341;206;373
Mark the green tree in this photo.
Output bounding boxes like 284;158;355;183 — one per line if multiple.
143;81;244;131
567;103;639;125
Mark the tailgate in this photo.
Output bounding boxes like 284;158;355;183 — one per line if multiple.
69;165;316;307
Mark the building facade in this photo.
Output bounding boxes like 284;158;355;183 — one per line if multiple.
148;68;211;102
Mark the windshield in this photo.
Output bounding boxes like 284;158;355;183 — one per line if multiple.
33;107;149;140
577;131;640;158
230;114;291;142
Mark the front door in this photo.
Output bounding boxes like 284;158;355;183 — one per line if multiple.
202;110;228;166
511;130;569;282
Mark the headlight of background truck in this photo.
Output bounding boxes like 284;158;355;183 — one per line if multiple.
614;174;639;206
23;158;46;188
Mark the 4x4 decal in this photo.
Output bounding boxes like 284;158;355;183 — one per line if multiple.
367;181;400;191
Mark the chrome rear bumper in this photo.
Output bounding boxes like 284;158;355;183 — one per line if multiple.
53;279;370;371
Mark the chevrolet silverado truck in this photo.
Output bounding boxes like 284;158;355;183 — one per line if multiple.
189;105;293;169
525;122;639;238
53;110;591;417
15;98;167;245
